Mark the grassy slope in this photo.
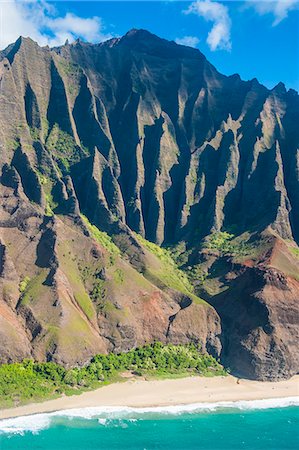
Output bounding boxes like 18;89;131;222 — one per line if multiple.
134;233;209;306
184;231;274;297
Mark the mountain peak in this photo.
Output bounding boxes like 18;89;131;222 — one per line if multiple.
4;35;38;63
16;35;34;44
272;81;286;94
15;36;41;50
123;28;163;41
125;28;151;37
120;28;167;45
116;28;205;62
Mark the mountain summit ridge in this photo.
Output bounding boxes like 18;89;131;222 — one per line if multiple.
0;30;298;380
4;30;296;94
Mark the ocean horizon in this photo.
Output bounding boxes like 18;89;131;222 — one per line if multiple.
1;397;298;450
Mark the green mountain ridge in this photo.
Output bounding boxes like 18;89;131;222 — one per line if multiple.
0;30;298;380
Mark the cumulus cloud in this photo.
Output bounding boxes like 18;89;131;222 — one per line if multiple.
250;0;299;26
175;35;200;47
184;1;231;51
0;0;112;50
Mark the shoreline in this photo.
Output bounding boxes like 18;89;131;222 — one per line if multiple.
0;374;298;421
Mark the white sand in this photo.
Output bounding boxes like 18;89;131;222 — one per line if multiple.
1;374;298;420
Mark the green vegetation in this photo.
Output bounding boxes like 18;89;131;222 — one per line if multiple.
206;231;234;253
7;138;19;152
41;117;49;140
113;268;124;285
0;343;226;408
19;276;31;293
45;191;58;217
90;279;106;306
56;59;81;78
187;265;208;286
30;127;40;141
56;58;82;100
45;202;54;217
74;292;95;322
19;271;49;306
289;245;299;258
205;231;254;257
134;233;194;294
81;215;121;256
57;242;96;322
36;171;48;186
77;262;107;310
46;124;85;173
169;241;192;267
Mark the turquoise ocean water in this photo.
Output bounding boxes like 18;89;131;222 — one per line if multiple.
0;398;298;450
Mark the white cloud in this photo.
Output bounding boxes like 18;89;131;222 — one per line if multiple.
250;0;299;26
0;0;112;50
175;35;200;47
184;1;231;51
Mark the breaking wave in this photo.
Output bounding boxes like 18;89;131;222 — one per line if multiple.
1;396;298;435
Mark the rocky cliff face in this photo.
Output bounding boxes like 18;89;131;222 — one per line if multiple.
0;29;298;379
197;233;299;380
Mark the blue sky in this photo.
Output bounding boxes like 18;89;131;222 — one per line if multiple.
1;1;298;91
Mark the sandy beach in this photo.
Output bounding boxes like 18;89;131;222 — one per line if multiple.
0;374;298;420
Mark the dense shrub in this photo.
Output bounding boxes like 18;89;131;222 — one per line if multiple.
0;343;226;407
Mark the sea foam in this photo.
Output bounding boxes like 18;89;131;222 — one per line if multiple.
1;396;298;435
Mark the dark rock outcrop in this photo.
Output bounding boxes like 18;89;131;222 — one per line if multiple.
211;265;299;380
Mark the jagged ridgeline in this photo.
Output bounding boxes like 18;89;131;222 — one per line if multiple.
0;30;298;380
